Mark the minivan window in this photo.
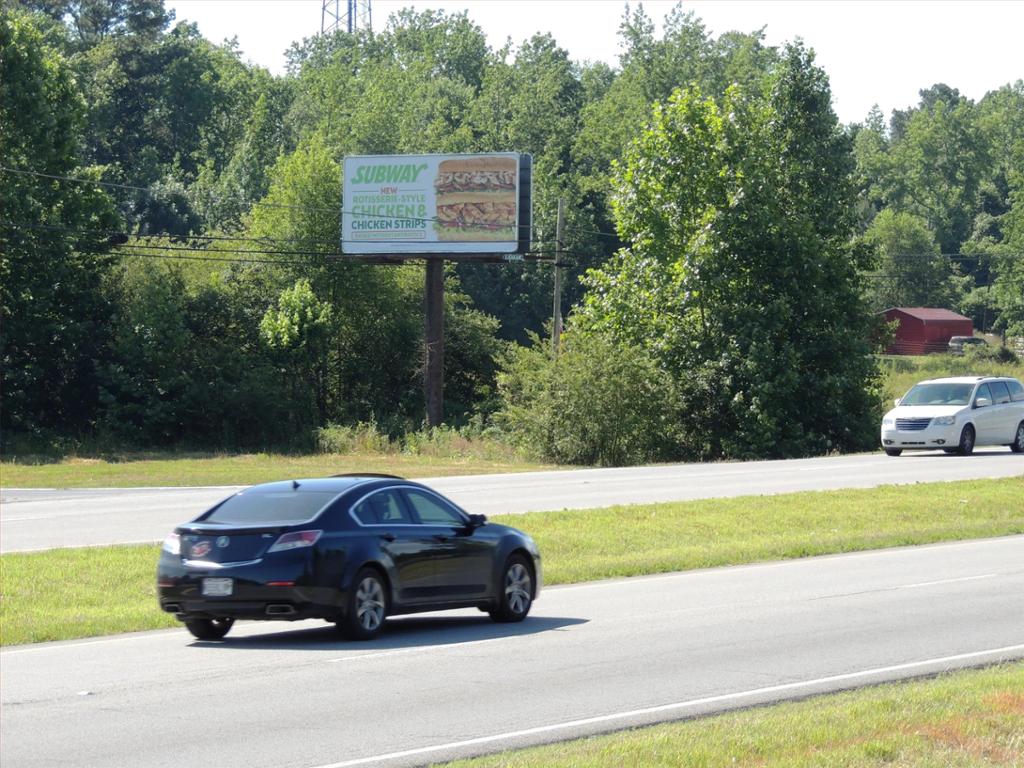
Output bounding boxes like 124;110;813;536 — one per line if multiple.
900;383;974;406
975;383;993;405
206;490;337;525
1008;379;1024;402
989;381;1011;405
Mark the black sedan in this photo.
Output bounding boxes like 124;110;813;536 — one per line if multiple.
157;475;541;641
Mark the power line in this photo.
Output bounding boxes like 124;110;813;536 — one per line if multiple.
0;165;339;214
0;165;536;231
0;219;550;254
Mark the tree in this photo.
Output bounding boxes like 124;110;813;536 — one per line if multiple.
861;208;967;311
882;87;991;254
581;44;881;459
260;278;334;425
1;10;120;442
21;0;172;47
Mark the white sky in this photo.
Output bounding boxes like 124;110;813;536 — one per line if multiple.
165;0;1023;125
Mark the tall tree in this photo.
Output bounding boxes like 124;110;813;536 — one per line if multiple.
582;44;880;459
882;87;991;254
1;9;119;440
20;0;172;47
862;208;967;311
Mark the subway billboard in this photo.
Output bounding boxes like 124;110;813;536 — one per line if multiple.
342;153;532;255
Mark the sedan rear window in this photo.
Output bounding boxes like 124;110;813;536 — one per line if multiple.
900;383;974;406
205;491;338;525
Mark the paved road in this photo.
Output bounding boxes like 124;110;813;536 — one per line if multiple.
1;451;1021;553
2;537;1022;768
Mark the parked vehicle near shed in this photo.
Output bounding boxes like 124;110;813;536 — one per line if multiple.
880;376;1024;456
948;336;987;355
157;475;541;640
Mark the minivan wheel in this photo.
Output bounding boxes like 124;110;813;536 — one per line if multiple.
1011;422;1024;453
490;555;533;623
339;568;387;640
884;448;902;457
184;617;234;640
956;425;976;456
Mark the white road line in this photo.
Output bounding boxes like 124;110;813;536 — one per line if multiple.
308;644;1024;768
900;574;997;589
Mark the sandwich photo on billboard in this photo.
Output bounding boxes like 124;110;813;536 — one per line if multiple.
434;156;518;241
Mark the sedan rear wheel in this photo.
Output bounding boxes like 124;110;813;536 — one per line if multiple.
490;555;533;623
339;568;387;640
184;617;234;640
956;424;976;456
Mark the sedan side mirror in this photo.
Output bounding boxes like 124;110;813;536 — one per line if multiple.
466;513;487;529
974;396;991;408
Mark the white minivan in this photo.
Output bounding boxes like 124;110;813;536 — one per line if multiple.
880;376;1024;456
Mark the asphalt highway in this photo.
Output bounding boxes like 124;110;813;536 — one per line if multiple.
1;450;1022;552
2;536;1022;768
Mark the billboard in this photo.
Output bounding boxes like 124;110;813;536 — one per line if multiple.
342;153;532;255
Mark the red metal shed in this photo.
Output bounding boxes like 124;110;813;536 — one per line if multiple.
882;307;974;355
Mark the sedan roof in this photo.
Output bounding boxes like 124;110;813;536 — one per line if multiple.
242;477;405;494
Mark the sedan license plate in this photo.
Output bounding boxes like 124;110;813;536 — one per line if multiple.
202;578;233;597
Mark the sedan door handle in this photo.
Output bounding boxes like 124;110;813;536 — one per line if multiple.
380;533;396;542
434;535;450;543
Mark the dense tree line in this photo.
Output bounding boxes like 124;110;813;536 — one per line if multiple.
2;1;1021;460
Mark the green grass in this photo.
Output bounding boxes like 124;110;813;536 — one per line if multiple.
440;663;1024;767
880;352;1024;406
1;477;1020;646
0;450;556;489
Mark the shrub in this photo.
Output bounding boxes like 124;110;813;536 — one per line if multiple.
964;344;1020;365
495;331;683;466
314;422;392;454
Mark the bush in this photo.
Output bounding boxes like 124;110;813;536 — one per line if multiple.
494;331;683;466
965;344;1020;365
313;423;392;454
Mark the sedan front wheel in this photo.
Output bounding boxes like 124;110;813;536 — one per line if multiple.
490;555;533;623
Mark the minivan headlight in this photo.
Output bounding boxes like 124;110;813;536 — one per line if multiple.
882;416;895;426
933;415;956;426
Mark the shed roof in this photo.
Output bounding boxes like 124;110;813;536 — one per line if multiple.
884;307;972;322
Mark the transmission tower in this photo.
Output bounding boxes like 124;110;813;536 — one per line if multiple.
322;0;372;34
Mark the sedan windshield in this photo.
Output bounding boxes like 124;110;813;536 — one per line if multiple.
206;490;338;525
900;383;974;406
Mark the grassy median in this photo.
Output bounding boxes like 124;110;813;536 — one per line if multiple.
0;450;556;488
1;476;1021;645
440;663;1024;768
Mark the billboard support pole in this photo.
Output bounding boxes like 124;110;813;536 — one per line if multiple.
425;257;445;427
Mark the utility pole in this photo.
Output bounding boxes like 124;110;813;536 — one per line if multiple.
552;197;565;353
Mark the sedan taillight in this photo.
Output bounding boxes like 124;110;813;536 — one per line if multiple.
162;532;181;555
267;530;322;553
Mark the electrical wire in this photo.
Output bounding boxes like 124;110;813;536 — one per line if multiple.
0;164;535;232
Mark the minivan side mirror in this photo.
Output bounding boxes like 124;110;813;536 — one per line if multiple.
974;396;991;408
893;398;901;407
